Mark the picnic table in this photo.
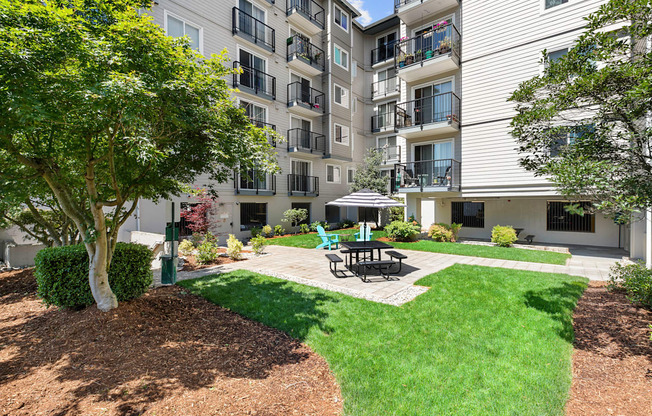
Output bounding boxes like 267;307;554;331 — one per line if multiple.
340;241;401;282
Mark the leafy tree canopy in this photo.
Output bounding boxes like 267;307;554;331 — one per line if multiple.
351;148;389;194
510;0;652;218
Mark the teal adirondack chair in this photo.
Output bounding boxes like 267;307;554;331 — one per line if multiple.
355;224;373;242
315;225;339;250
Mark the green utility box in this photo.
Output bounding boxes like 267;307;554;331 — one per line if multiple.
161;255;176;285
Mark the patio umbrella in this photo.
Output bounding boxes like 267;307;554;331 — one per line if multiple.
326;189;405;227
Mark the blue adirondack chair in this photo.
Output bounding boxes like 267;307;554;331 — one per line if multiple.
315;225;339;250
355;224;373;242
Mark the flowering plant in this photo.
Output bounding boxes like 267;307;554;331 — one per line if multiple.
400;36;408;41
433;20;448;30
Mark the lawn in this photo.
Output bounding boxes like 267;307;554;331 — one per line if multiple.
179;265;587;416
266;229;571;265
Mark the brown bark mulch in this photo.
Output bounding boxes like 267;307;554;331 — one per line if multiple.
180;249;251;272
0;269;342;416
567;281;652;416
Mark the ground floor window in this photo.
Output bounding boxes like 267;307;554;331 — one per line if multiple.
451;201;484;228
547;201;595;232
291;202;311;225
326;205;340;223
240;203;267;230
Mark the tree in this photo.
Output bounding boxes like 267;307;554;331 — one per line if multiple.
351;148;389;194
281;208;308;234
180;189;216;235
0;0;278;311
510;0;652;219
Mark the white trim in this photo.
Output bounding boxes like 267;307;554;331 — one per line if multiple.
411;13;455;39
237;98;269;123
234;0;268;23
333;123;350;146
236;44;269;72
334;4;349;33
163;10;204;54
289;114;312;130
333;83;349;108
540;0;588;16
290;158;313;176
410;75;455;101
288;69;312;88
326;164;342;184
333;43;349;71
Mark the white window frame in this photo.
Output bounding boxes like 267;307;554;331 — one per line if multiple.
164;10;204;54
410;76;455;101
347;167;356;184
236;45;269;74
326;164;342;184
334;44;349;71
334;5;349;33
334;83;349;108
334;123;350;146
540;0;574;15
411;13;455;38
410;138;454;162
290;158;313;176
540;46;570;75
238;98;269;124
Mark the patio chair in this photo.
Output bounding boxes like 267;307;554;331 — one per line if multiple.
315;225;339;250
355;224;373;242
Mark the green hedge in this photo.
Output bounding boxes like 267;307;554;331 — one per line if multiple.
34;242;153;308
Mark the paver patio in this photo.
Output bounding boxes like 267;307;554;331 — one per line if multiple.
157;244;626;303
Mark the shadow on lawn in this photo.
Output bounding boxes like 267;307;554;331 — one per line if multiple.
524;281;587;343
0;269;320;415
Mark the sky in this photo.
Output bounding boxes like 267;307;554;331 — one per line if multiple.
350;0;395;26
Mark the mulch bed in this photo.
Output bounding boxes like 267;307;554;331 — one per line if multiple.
181;249;251;272
567;281;652;415
0;269;342;416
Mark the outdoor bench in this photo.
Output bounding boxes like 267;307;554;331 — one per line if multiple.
385;250;407;273
356;259;397;282
326;253;345;277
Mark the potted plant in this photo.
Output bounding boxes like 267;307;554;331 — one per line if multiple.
425;48;433;59
439;37;451;54
313;51;322;62
405;53;414;65
398;52;406;67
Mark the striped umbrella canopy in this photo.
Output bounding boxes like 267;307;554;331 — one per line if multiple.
326;189;406;208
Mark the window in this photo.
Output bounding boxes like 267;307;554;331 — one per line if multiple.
239;169;267;190
291;202;311;225
238;49;267;93
240;203;267;230
547;201;595;232
326;205;340;223
334;124;349;145
166;12;201;52
545;0;569;10
240;100;266;125
546;48;569;67
549;124;594;156
376;32;396;61
327;165;341;183
334;45;349;70
452;202;484;228
347;168;355;184
334;84;348;108
334;5;348;32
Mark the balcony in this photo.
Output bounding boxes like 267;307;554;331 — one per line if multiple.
288;174;319;196
394;0;459;26
395;23;460;83
234;170;276;196
232;7;275;53
249;119;277;146
376;145;402;164
394;159;460;193
395;92;460;138
233;62;276;101
371;110;395;133
287;128;326;156
286;0;324;35
371;43;396;66
371;77;400;101
287;34;325;76
287;82;325;116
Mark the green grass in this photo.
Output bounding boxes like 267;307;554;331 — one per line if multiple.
179;266;587;416
266;229;571;265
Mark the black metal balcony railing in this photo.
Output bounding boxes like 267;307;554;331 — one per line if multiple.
287;34;325;71
371;77;399;99
288;174;319;196
287;128;326;154
287;82;325;113
234;170;276;195
376;145;401;163
394;159;461;192
233;62;276;99
286;0;325;29
371;111;395;132
249;119;277;146
395;23;460;69
232;7;275;52
395;92;460;129
371;43;396;65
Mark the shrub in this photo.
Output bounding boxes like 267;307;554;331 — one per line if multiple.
226;234;244;260
491;225;517;247
428;224;453;242
407;214;421;229
178;239;195;256
196;240;218;265
385;220;421;242
34;243;153;309
191;232;203;247
274;224;285;236
250;235;267;255
608;261;652;309
299;223;310;234
338;219;356;229
250;227;262;238
202;231;218;245
262;224;273;237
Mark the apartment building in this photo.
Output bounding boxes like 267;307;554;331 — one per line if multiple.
107;0;638;251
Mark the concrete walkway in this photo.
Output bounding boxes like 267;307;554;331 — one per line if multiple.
161;244;626;304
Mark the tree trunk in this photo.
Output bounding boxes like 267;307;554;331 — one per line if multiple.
87;235;118;312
